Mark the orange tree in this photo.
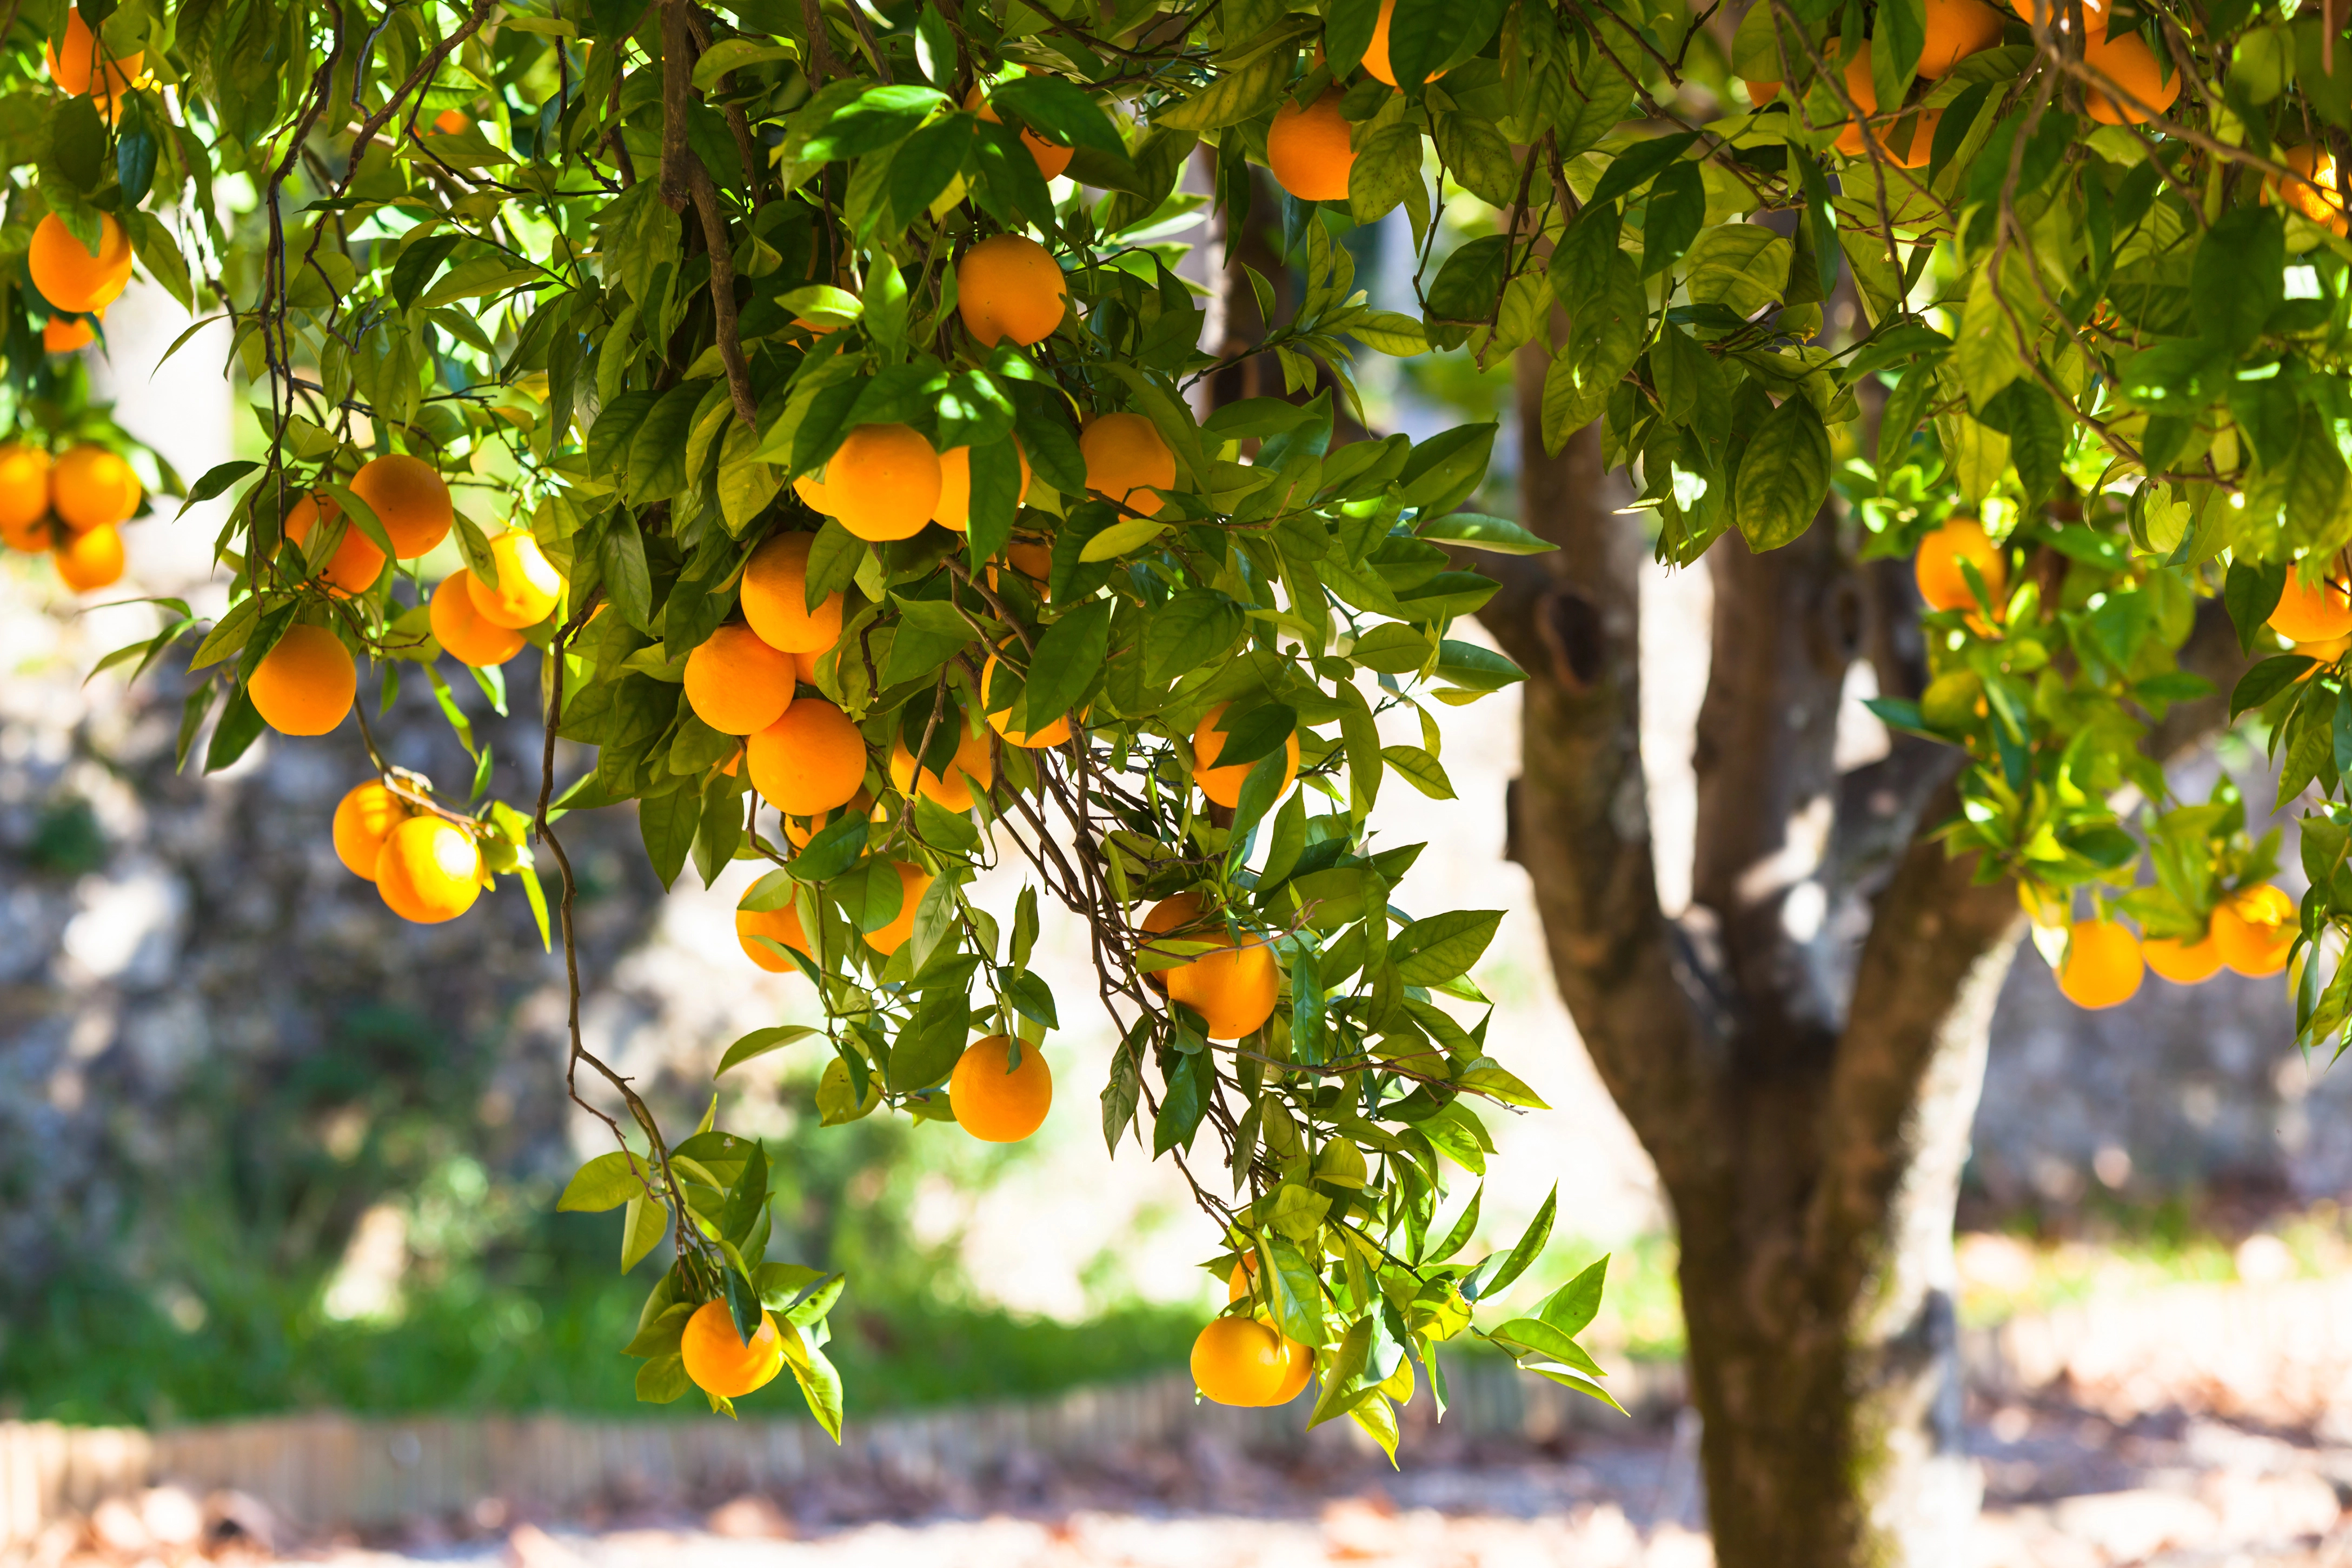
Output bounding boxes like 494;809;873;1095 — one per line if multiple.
19;0;1621;1460
28;0;2352;1546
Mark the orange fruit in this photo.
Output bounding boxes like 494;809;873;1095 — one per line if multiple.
956;234;1067;347
686;624;797;736
333;781;409;880
740;532;844;653
792;645;825;686
862;860;932;956
2212;884;2297;976
680;1299;788;1399
1193;701;1300;808
1191;1317;1289;1406
1145;891;1281;1039
29;213;134;314
826;424;941;543
1871;106;1943;169
986;539;1056;597
2023;0;2108;37
1914;517;2006;614
1227;1251;1259;1301
932;440;1032;530
1745;78;1782;104
349;453;453;558
1265;1338;1314;1405
980;645;1072;748
2084;29;2179;124
44;316;95;353
737;888;810;969
284;493;386;597
966;85;1072;180
1832;42;1879;157
1081;413;1175;517
1268;90;1355;202
0;444;51;543
51;444;139;533
1917;0;2005;76
53;522;123;590
429;572;526;667
2297;634;2351;677
375;815;483;923
44;7;141;97
2271;145;2350;236
949;1034;1053;1142
2270;572;2352;642
467;530;562;628
2057;919;2143;1009
1;510;54;553
793;470;835;516
249;624;356;735
2143;926;2222;985
890;723;994;811
1362;0;1449;87
432;108;470;134
748;699;868;815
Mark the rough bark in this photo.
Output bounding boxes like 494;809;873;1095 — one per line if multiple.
1487;344;2026;1566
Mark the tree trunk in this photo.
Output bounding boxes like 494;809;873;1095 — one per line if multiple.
1481;340;2249;1560
1482;344;2026;1564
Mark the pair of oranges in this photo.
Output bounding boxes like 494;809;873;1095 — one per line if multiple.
2056;887;2299;1008
0;441;143;592
1194;1254;1317;1406
330;780;486;924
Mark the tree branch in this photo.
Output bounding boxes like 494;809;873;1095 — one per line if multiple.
688;163;760;426
659;0;696;212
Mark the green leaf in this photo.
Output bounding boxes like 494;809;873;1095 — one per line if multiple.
2232;654;2315;717
559;1151;650;1212
1417;511;1551;554
1024;597;1112;725
1392;909;1502;984
1379;744;1454;799
717;1025;823;1075
1157;52;1286;130
1466;1184;1554;1301
1145;590;1246;684
620;1191;669;1272
1540;1255;1609;1336
1733;395;1831;552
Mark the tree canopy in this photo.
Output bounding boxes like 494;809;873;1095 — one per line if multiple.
10;0;2349;1454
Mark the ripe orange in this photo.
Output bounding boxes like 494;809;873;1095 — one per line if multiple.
375;815;483;923
966;85;1072;180
1145;891;1281;1039
686;624;797;735
793;470;835;516
2084;29;2180;124
2212;883;2297;976
333;781;409;880
2022;0;2108;37
827;424;941;542
53;523;123;590
2143;926;2222;985
44;316;94;352
29;214;134;314
1265;1338;1314;1406
51;444;139;533
0;444;51;543
1917;0;2005;76
2297;634;2352;678
1914;517;2007;614
740;532;843;653
949;1034;1053;1142
986;539;1056;597
737;888;810;969
433;108;471;134
1;510;53;553
1871;107;1942;169
863;860;932;956
1362;0;1449;87
980;645;1072;748
748;699;868;815
681;1300;787;1399
429;572;526;667
792;645;825;686
45;7;141;97
1831;42;1879;158
349;453;453;558
1228;1251;1258;1301
1191;1317;1288;1406
1193;701;1300;808
956;234;1067;347
249;624;357;736
1268;91;1355;202
467;530;563;628
1744;78;1782;104
2271;145;2349;236
284;493;386;597
890;724;994;811
1081;413;1175;517
932;440;1032;530
782;792;874;848
2269;572;2352;642
2057;919;2143;1009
